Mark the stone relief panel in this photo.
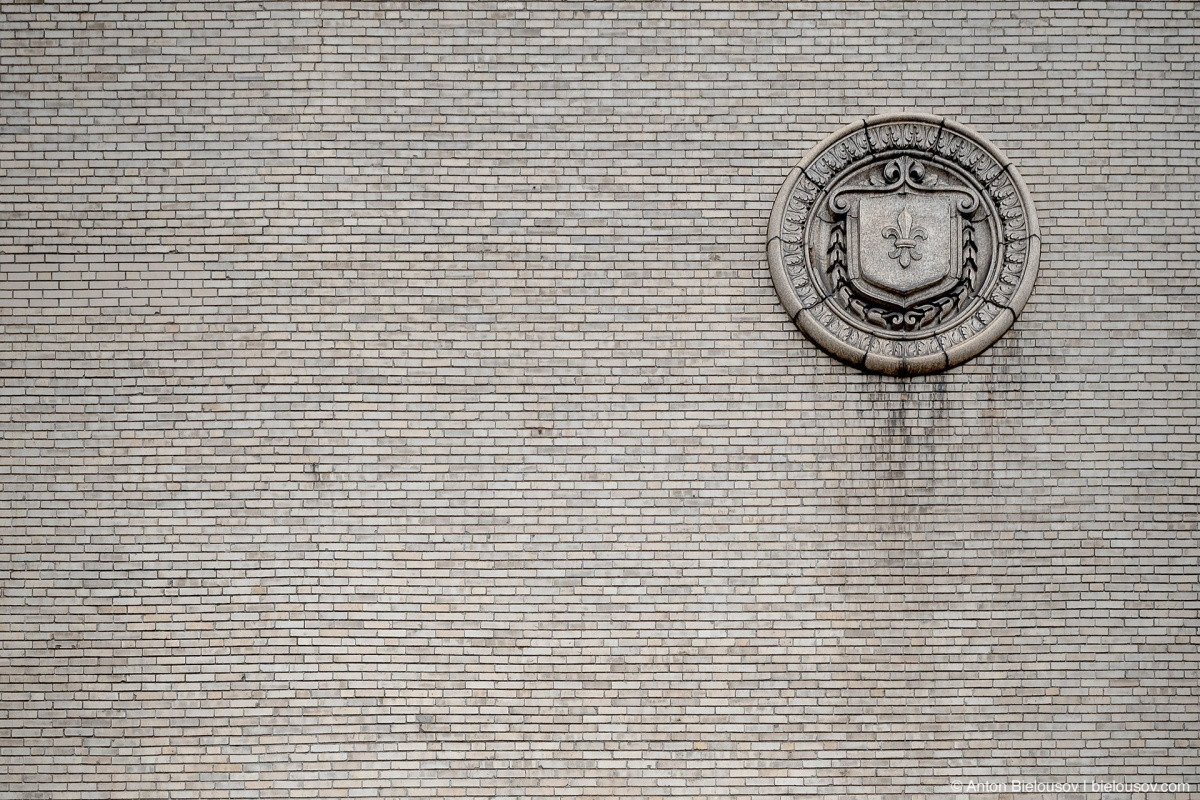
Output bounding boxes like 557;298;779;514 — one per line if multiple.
768;114;1040;376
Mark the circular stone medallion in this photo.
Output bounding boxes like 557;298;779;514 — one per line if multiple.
767;114;1040;376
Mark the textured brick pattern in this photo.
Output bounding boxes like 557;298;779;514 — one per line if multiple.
2;3;1198;798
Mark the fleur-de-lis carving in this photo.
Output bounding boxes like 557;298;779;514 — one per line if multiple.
882;206;927;269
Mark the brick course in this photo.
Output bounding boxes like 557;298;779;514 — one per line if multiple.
1;2;1198;798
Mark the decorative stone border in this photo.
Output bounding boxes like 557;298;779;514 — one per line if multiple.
767;113;1040;376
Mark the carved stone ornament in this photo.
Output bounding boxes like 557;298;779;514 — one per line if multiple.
767;113;1040;376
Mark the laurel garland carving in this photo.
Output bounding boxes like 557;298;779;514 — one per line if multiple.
824;213;979;334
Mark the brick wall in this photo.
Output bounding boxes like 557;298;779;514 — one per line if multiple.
2;3;1197;798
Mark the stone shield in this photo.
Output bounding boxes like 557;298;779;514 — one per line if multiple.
851;192;958;306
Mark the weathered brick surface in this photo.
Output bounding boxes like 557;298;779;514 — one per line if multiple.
1;3;1198;798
